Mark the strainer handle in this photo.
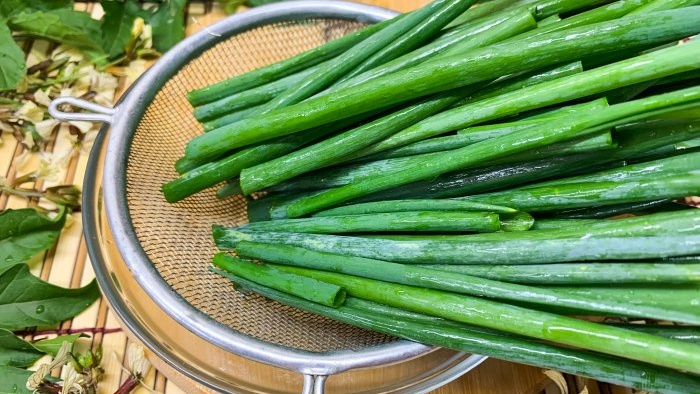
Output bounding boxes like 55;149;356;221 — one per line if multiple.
302;374;328;394
48;97;116;124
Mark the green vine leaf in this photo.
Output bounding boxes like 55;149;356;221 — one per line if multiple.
0;207;66;272
0;328;44;368
145;0;186;53
0;23;26;91
8;8;106;52
0;264;100;331
100;0;141;59
0;365;33;394
0;0;73;19
33;333;85;356
246;0;293;6
217;0;246;14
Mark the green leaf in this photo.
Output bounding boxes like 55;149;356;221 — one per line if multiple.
0;264;100;331
145;0;186;53
100;0;140;58
0;0;73;19
33;334;84;356
8;8;107;52
0;329;44;368
0;24;26;91
246;0;291;6
217;0;246;14
0;208;66;272
0;365;33;394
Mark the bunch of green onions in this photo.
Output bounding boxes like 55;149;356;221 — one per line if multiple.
164;0;700;392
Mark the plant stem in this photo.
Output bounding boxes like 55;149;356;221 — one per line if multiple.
112;375;139;394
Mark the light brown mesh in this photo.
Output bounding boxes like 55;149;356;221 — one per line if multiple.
124;19;396;352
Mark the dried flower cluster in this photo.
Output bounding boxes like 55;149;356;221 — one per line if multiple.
0;17;155;212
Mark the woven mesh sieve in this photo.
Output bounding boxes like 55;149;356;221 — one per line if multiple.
123;18;397;352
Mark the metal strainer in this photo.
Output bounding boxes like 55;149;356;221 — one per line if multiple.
49;2;485;392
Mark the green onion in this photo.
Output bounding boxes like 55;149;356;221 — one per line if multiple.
211;253;345;307
253;0;476;115
325;8;537;94
162;114;367;203
421;262;700;284
215;210;700;264
286;85;700;217
238;211;503;234
192;66;317;122
265;265;700;374
338;0;478;82
214;273;700;394
313;199;517;216
359;37;700;156
184;9;700;162
235;241;700;323
185;15;400;106
460;172;700;212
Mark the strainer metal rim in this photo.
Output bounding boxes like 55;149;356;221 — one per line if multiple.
98;0;486;384
84;103;487;394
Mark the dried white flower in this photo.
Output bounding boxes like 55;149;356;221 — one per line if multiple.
51;45;85;63
126;343;151;379
74;65;97;95
36;149;73;181
35;119;59;140
15;75;30;94
26;46;48;70
123;59;148;86
91;72;119;107
62;63;78;81
0;120;13;132
141;24;153;50
59;87;74;98
16;101;45;124
33;88;53;107
60;363;85;394
23;132;35;149
12;149;30;168
69;120;95;135
27;341;72;390
131;17;146;39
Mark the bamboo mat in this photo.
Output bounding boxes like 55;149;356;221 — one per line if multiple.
0;1;639;393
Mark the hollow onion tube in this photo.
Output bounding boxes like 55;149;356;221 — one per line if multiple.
212;272;700;394
185;15;402;106
238;211;503;233
235;241;700;324
253;0;476;115
286;85;700;217
267;265;700;374
420;262;700;285
184;9;700;162
214;210;700;265
211;253;345;307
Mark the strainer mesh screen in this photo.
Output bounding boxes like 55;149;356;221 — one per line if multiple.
124;18;396;352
